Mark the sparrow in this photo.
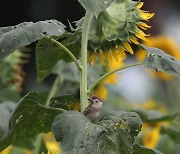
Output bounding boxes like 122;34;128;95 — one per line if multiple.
83;96;103;122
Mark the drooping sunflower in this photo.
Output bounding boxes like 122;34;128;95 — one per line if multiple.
136;36;180;80
87;0;154;64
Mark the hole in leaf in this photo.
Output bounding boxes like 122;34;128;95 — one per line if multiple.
42;32;47;35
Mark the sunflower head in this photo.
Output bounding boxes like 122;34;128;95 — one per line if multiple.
87;0;154;64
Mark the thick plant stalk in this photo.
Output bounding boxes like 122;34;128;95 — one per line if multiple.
80;11;93;112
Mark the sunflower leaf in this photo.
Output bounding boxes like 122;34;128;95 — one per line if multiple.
132;144;163;154
49;94;77;110
0;20;65;61
160;127;180;143
0;92;68;152
142;45;180;77
0;102;16;138
52;111;142;153
78;0;115;17
133;109;180;123
36;33;81;81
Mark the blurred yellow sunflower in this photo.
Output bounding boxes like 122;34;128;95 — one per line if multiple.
138;100;169;149
43;132;61;154
93;55;124;100
136;36;180;80
87;0;154;64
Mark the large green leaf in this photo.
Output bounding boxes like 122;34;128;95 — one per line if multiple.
0;92;68;152
36;32;81;81
52;111;142;154
134;109;180;123
142;45;180;76
161;127;180;143
132;144;163;154
0;20;65;61
78;0;115;17
0;102;16;137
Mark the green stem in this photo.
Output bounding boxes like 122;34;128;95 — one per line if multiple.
32;75;63;154
45;76;62;106
87;61;143;95
80;11;93;112
48;37;82;71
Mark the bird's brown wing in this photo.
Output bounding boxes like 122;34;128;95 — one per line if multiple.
83;105;93;116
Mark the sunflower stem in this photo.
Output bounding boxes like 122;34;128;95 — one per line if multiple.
87;61;143;95
80;11;93;112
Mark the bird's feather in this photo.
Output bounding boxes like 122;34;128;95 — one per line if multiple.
83;104;93;116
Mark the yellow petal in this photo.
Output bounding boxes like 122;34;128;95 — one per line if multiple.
139;23;151;28
116;46;126;59
135;33;148;41
94;85;107;100
130;38;139;45
138;24;148;30
104;52;112;63
87;50;92;64
123;42;134;54
105;74;118;84
111;49;119;62
138;29;149;36
98;51;105;65
137;2;144;9
140;12;154;20
92;53;97;65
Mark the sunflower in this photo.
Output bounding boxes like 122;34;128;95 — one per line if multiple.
137;100;169;149
0;48;30;92
136;36;180;80
87;0;154;64
142;123;161;149
43;132;61;154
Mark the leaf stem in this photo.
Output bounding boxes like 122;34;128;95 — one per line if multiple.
80;11;93;112
87;61;143;95
47;36;82;71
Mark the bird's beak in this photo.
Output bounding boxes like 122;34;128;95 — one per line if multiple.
87;98;93;103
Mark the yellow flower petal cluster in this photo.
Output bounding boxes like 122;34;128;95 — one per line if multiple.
87;1;154;64
136;36;180;80
43;132;61;154
142;123;161;148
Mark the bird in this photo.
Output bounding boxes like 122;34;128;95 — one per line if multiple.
83;96;103;122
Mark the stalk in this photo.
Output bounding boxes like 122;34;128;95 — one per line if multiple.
80;11;93;112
